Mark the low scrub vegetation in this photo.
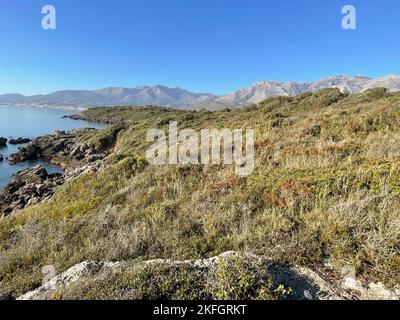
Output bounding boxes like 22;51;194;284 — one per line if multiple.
45;254;281;300
1;88;400;298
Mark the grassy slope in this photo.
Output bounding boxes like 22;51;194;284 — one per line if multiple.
1;88;400;297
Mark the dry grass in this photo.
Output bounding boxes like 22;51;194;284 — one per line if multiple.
1;88;400;298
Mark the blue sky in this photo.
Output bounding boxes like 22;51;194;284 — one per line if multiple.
0;0;399;95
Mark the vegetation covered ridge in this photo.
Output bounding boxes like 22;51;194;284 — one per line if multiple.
1;88;400;299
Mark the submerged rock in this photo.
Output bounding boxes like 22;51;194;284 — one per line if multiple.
0;153;3;161
8;137;31;145
0;137;7;146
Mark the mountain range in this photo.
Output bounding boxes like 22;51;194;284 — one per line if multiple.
1;75;400;110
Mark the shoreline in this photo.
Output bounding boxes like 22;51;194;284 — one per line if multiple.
0;105;111;189
0;127;112;217
0;110;117;217
0;103;88;111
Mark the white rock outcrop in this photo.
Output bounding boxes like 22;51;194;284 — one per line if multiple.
18;261;121;300
17;251;399;301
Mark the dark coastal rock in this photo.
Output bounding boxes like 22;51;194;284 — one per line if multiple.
0;165;64;218
8;137;31;145
64;114;117;125
1;128;112;217
50;130;66;136
7;128;107;167
63;114;82;120
0;153;3;161
0;137;7;146
27;129;105;168
8;145;41;164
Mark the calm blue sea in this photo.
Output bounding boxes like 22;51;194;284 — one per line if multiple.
0;105;107;188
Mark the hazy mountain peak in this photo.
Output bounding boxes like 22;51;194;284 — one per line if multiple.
210;75;400;108
0;75;399;110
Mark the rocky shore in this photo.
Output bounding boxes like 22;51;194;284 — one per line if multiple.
0;128;112;218
6;129;107;170
0;166;64;217
64;114;117;125
0;137;7;161
1;136;34;162
8;137;31;145
0;137;7;146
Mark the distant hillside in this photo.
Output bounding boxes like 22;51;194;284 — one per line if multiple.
0;86;216;109
202;75;400;108
1;75;400;109
0;93;26;104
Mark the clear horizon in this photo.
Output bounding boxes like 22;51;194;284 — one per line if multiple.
1;0;400;95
